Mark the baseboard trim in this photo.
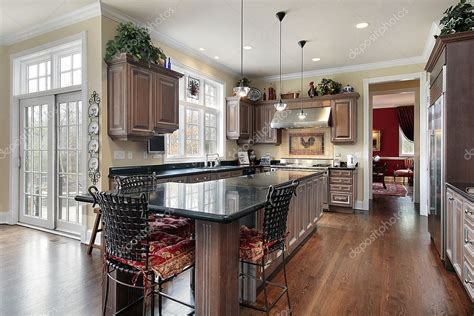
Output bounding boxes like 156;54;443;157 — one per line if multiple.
0;212;9;224
16;223;81;240
354;200;367;211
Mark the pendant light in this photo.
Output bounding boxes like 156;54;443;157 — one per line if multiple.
297;40;308;120
233;0;250;97
274;11;287;112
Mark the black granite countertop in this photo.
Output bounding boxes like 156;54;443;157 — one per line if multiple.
446;182;474;203
108;161;263;179
76;169;324;223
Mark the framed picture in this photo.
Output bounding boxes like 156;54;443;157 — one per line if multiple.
372;130;381;151
289;132;324;155
187;76;200;100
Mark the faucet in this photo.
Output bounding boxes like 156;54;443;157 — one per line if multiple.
205;153;221;168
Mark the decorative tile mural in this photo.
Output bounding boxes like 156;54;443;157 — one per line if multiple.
289;132;325;155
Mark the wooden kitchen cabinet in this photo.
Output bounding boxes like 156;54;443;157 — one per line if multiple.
254;104;281;145
107;54;183;141
329;169;358;210
331;97;357;144
226;96;254;143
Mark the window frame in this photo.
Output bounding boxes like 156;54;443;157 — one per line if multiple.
164;64;225;163
399;127;415;157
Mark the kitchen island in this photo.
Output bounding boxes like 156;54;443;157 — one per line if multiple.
76;169;326;315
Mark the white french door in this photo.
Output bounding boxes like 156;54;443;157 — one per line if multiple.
19;91;85;234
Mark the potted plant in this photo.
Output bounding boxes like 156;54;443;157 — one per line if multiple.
316;78;343;96
439;0;474;36
105;22;167;66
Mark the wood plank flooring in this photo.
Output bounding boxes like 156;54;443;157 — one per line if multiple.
1;192;473;315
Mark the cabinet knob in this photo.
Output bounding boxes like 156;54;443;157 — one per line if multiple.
465;279;474;285
465;239;473;244
465;209;474;215
448;197;454;201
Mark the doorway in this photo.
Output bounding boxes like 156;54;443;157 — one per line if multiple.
371;89;416;201
18;91;85;234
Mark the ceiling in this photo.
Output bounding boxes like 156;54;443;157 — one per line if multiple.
0;0;96;37
1;0;457;77
373;92;415;109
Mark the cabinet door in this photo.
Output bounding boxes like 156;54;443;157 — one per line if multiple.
239;101;252;139
129;65;154;136
446;190;454;261
331;98;356;143
265;105;281;144
155;74;179;133
226;99;240;140
107;63;127;137
453;196;464;277
254;106;265;143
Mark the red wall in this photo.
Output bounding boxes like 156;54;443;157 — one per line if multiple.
373;107;403;176
373;107;399;157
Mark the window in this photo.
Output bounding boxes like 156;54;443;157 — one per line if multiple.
166;66;224;161
27;60;51;93
13;39;82;96
399;127;414;156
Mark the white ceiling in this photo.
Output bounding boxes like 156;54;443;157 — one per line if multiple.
373;92;415;109
1;0;457;77
0;0;96;37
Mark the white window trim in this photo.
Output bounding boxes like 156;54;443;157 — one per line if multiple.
164;62;226;163
9;32;89;242
399;127;415;157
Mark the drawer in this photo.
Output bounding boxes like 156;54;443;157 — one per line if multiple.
463;261;474;301
466;224;474;256
213;172;231;180
330;177;352;185
187;173;211;183
465;202;474;227
330;170;352;177
230;170;243;177
330;192;353;207
330;184;352;192
167;176;187;183
465;241;474;269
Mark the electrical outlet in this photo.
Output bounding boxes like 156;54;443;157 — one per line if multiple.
114;151;125;160
127;151;133;159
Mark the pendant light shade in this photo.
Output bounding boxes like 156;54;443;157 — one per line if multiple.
298;40;307;120
233;0;249;97
274;11;287;112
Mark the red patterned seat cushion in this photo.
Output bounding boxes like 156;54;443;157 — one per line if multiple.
149;215;194;239
239;226;265;262
394;169;414;177
112;231;195;280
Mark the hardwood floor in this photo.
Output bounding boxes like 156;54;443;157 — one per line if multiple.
1;193;472;315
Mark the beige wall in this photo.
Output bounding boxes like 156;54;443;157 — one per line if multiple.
253;64;425;205
0;17;102;221
0;46;10;213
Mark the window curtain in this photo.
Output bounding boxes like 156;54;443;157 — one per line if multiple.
397;106;414;141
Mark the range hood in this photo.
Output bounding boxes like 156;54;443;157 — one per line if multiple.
270;107;331;129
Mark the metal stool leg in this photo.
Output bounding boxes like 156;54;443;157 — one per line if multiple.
158;278;163;316
261;256;270;315
282;251;292;315
103;270;110;316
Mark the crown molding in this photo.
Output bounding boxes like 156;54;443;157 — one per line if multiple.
422;22;441;62
101;3;239;78
0;2;101;46
253;55;426;83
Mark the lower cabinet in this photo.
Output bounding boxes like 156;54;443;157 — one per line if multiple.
446;187;474;301
329;169;357;210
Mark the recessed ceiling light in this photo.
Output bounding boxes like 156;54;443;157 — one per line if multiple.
199;47;206;51
312;58;321;62
356;22;369;29
214;56;219;59
243;45;253;50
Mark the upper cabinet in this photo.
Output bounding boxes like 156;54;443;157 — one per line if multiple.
254;104;282;145
107;54;183;141
331;97;357;144
226;96;254;143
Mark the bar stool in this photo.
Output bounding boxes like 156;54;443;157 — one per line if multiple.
239;180;299;315
89;186;195;316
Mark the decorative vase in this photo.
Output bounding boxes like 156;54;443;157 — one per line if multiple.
308;81;316;98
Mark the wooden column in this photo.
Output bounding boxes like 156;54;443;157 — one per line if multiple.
195;220;240;315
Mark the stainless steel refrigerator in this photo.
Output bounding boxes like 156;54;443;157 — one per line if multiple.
428;94;445;260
